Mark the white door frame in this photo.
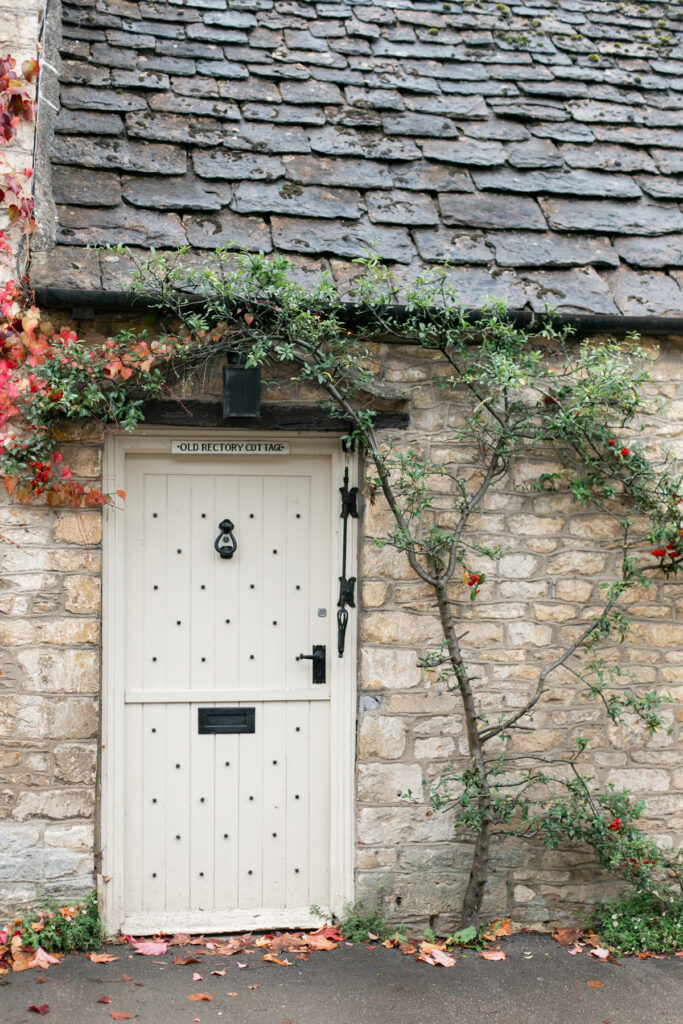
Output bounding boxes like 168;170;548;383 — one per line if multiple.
99;428;357;935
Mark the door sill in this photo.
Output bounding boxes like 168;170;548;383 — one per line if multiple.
120;907;329;936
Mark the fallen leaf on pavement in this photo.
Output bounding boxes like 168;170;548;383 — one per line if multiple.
30;949;61;971
589;948;609;960
247;984;259;989
568;944;583;955
97;996;112;1004
483;918;511;941
553;927;582;947
237;962;248;969
226;992;239;997
368;932;379;941
211;969;225;976
192;973;203;981
188;993;212;1002
111;1013;138;1020
429;948;456;967
480;950;506;961
87;953;118;963
173;955;201;966
28;1005;50;1015
586;981;604;988
130;941;167;957
262;954;292;966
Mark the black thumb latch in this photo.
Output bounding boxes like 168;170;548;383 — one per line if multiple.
214;519;237;559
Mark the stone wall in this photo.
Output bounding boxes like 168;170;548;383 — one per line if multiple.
0;425;102;914
1;327;682;930
355;336;683;933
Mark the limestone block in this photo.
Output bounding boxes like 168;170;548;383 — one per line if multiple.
508;515;564;536
412;715;463;737
568;515;622;539
500;580;549;598
547;551;606;575
15;649;100;693
357;805;453;845
54;742;97;784
39;618;99;646
64;575;101;614
508;621;553;646
51;699;98;740
12;788;95;821
357;763;423;803
513;884;536;903
361;542;415;580
606;768;670;792
361;611;442;645
62;446;102;478
361;582;389;608
497;554;539;579
630;622;683;646
0;823;43;881
0;619;36;645
386;691;458;714
54;514;102;545
360;646;421;691
537;598;582;621
414;736;455;759
358;715;406;759
44;824;94;852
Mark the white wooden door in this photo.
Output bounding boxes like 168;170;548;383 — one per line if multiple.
119;451;339;934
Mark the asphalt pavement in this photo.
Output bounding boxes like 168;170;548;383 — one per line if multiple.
1;933;682;1024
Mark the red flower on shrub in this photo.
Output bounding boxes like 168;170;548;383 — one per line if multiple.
609;818;620;831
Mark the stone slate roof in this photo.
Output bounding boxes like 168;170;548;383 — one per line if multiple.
34;0;683;317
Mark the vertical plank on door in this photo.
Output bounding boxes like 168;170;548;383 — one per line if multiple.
214;474;240;691
260;702;287;908
213;729;239;912
309;700;331;907
262;476;287;692
164;703;190;913
237;709;263;909
141;703;166;914
123;705;143;915
238;476;263;692
190;701;215;912
287;476;310;692
166;475;191;696
285;701;310;907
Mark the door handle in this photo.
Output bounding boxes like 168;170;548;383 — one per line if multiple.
296;644;326;685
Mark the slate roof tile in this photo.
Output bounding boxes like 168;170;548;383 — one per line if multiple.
193;149;284;180
472;168;642;199
366;188;438;226
440;192;546;232
271;214;415;262
41;0;683;315
57;204;187;247
605;268;683;317
232;181;362;218
283;154;391;188
616;235;683;270
491;232;618;269
522;268;619;315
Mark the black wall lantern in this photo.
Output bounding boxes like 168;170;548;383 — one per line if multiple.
223;352;261;419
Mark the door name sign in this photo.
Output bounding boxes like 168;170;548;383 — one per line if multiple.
172;439;291;455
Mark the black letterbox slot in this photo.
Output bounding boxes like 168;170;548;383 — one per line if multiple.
198;707;255;734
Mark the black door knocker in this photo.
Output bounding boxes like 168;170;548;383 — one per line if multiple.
214;519;237;559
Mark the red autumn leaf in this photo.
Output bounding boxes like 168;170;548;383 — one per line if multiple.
97;997;112;1004
244;313;253;326
480;950;506;961
188;993;212;1001
28;1005;50;1016
173;955;201;966
586;981;604;988
29;949;60;970
130;940;167;956
87;953;118;963
110;1012;137;1020
262;954;292;966
116;489;126;500
429;948;456;967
